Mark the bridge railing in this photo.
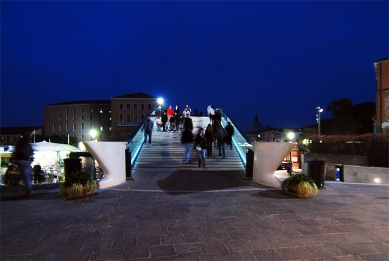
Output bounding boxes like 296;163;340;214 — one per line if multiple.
125;109;157;166
218;110;253;166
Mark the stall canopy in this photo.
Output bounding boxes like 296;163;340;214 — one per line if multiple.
31;141;82;152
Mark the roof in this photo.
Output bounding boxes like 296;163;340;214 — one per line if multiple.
0;126;43;135
45;100;111;106
111;92;156;99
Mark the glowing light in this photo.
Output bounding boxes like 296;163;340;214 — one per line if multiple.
374;178;381;183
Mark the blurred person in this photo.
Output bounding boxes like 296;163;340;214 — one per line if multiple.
204;124;214;158
142;115;154;146
194;128;207;167
12;135;34;196
225;122;235;150
181;127;194;164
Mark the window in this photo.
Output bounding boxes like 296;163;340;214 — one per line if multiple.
119;114;124;123
59;109;61;114
81;134;84;140
148;104;152;110
140;114;145;120
99;125;103;131
133;114;138;123
90;108;94;113
66;124;68;131
73;109;76;113
81;116;84;120
109;127;112;131
140;104;145;110
100;109;103;113
133;104;138;110
90;116;93;120
66;109;69;113
52;124;55;132
58;117;61;121
119;104;124;110
81;108;84;113
73;123;76;131
90;123;93;129
65;116;68;120
52;117;55;121
52;110;55;114
126;114;131;122
81;123;84;131
99;116;102;120
72;116;76;120
126;103;131;110
59;124;62;132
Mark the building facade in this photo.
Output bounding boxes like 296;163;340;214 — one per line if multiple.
43;92;158;142
374;57;389;133
110;92;157;141
44;100;112;142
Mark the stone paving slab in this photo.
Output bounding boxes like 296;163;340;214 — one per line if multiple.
1;179;388;261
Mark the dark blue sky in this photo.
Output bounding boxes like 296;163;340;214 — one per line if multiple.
1;1;388;131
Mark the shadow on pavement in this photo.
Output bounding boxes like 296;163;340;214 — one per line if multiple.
156;169;265;194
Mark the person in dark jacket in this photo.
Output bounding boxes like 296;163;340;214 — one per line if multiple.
12;135;34;196
215;121;226;158
181;128;194;164
183;114;193;131
194;128;207;167
225;122;235;150
142;115;154;146
161;112;168;132
204;124;214;158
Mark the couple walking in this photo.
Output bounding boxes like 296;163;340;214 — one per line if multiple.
181;127;207;168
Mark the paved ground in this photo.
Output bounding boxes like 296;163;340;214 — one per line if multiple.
1;170;388;261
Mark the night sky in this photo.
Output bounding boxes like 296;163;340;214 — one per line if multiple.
1;1;388;131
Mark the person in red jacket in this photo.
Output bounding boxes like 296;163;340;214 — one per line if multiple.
167;105;174;124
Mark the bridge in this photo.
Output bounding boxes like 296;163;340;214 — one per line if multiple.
83;109;295;191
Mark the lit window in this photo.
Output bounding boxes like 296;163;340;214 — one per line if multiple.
100;109;103;113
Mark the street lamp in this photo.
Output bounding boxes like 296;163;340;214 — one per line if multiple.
89;129;97;180
316;107;323;135
287;132;295;142
157;97;164;116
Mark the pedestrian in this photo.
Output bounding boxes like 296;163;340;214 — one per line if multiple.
181;127;194;164
155;116;162;132
183;113;193;131
215;121;227;158
225;122;235;150
33;163;42;184
167;105;174;123
12;135;34;197
175;104;180;114
214;109;222;122
204;124;214;158
142;115;154;146
194;128;207;167
207;104;215;123
287;161;293;177
161;111;168;132
174;112;180;131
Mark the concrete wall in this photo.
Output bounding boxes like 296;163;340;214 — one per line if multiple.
343;165;389;184
301;154;388;184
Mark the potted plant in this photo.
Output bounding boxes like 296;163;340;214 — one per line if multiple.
58;171;97;199
281;173;318;198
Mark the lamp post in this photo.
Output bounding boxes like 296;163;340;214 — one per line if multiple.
316;107;323;135
89;129;97;180
157;97;164;116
